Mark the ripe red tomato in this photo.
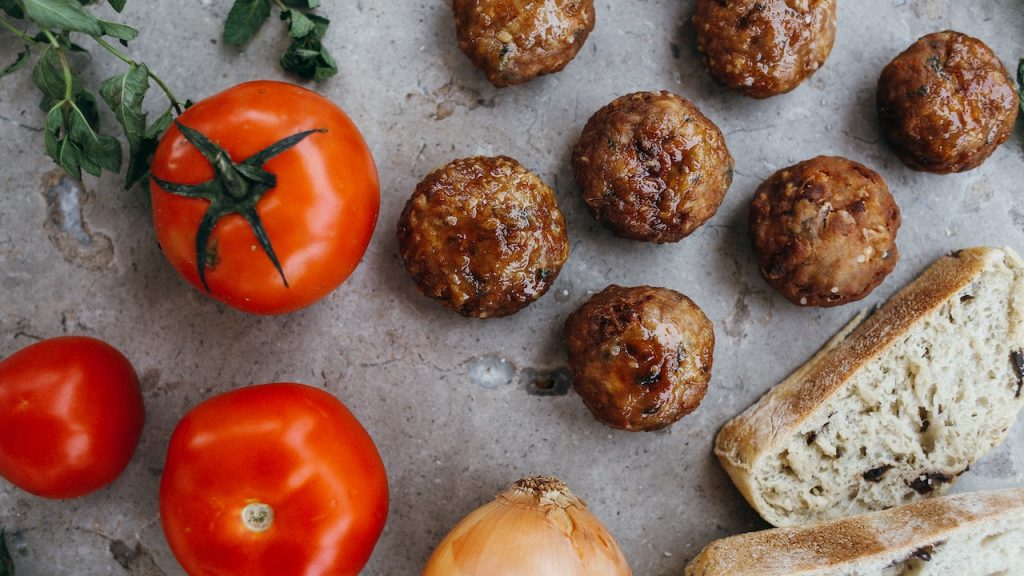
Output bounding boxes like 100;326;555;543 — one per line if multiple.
150;80;380;315
0;336;144;499
160;383;389;576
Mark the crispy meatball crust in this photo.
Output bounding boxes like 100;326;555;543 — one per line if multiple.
452;0;595;87
573;91;734;243
398;156;570;318
877;31;1019;174
749;156;901;307
565;285;714;432
693;0;837;99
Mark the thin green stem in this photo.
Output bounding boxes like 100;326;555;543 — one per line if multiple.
147;71;182;114
92;34;133;65
270;0;289;12
42;30;74;104
40;28;60;48
92;35;183;114
0;12;41;46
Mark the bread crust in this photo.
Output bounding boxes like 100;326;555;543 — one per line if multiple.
715;247;1024;525
685;488;1024;576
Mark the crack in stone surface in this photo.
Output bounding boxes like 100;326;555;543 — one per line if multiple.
407;81;496;121
109;539;166;576
0;114;43;133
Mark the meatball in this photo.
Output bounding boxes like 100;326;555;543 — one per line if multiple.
693;0;837;99
573;91;734;243
749;156;901;307
564;285;714;432
397;156;570;318
452;0;595;87
876;31;1019;174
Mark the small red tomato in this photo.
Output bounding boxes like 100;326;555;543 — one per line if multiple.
0;336;144;499
160;383;389;576
150;80;380;315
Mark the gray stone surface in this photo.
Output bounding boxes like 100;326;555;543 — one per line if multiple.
1;0;1023;574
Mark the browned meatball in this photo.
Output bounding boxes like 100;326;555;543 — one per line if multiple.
877;31;1019;174
749;156;901;307
693;0;837;99
565;285;714;432
573;91;734;243
397;156;570;318
452;0;595;87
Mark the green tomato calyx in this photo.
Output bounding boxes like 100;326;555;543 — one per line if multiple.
152;120;326;292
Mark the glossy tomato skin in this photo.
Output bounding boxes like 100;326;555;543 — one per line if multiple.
0;336;144;499
150;80;380;315
160;383;389;576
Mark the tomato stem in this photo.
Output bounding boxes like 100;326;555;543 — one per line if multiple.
152;120;327;291
242;502;275;533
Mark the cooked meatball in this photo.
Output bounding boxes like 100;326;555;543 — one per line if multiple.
397;156;570;318
565;285;714;432
876;31;1019;174
452;0;595;87
749;156;901;307
573;91;733;243
693;0;837;99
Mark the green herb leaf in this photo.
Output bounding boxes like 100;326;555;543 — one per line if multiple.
0;528;13;576
98;19;138;42
223;0;271;46
99;63;172;188
21;0;103;35
100;63;147;186
1017;59;1023;114
69;90;122;175
43;105;62;161
125;107;172;188
223;0;336;81
147;109;174;139
32;47;69;110
0;0;23;18
285;9;315;38
47;107;85;180
0;47;31;78
105;0;126;12
279;12;336;81
40;83;123;179
282;0;320;8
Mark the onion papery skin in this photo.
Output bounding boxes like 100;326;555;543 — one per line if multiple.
422;476;632;576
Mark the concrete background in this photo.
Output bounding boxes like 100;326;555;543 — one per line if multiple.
1;0;1023;574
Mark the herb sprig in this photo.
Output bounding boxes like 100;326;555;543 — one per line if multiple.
0;528;12;576
1017;59;1023;115
0;0;184;189
224;0;337;82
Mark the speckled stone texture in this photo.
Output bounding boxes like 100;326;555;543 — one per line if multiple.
0;1;1022;574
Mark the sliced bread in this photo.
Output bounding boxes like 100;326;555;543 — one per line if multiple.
684;488;1024;576
716;247;1024;527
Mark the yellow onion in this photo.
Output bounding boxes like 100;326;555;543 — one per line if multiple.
422;475;632;575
